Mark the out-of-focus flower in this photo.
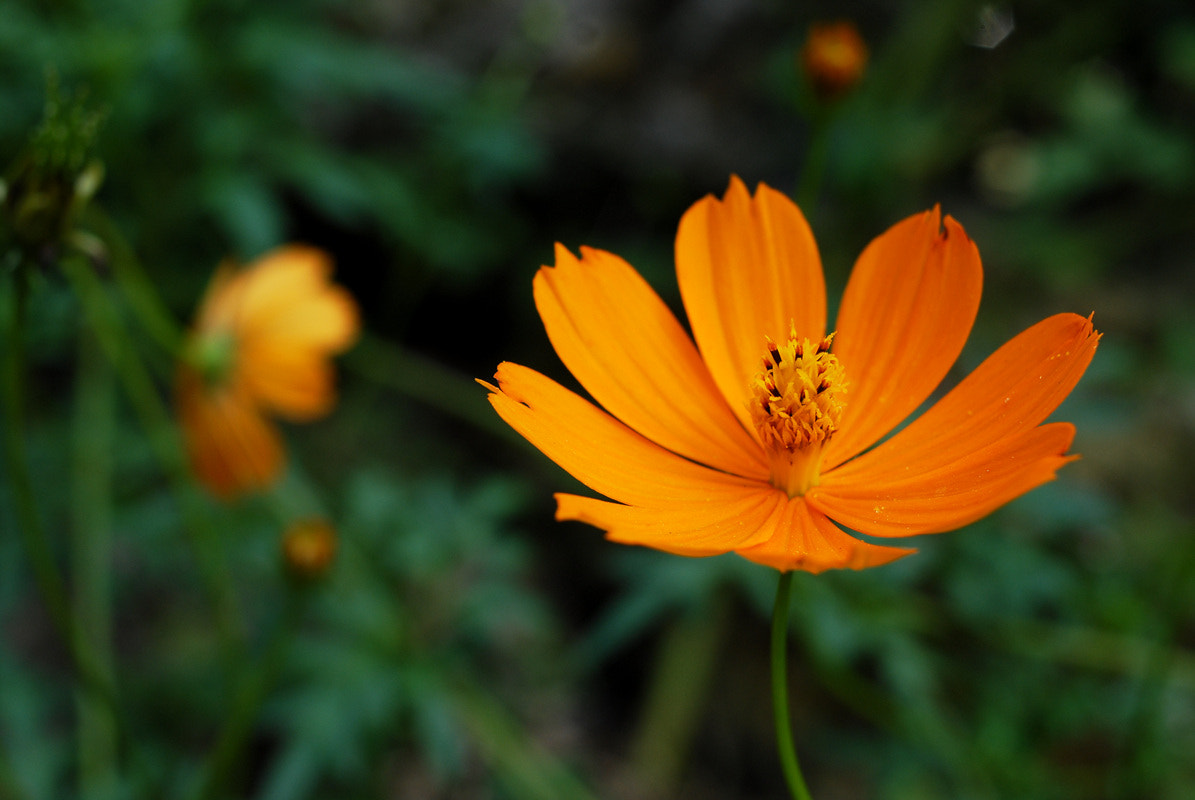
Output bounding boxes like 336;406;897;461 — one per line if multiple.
282;519;338;580
482;176;1099;573
800;21;868;101
176;246;359;498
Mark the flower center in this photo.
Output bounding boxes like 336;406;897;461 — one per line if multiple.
748;326;847;497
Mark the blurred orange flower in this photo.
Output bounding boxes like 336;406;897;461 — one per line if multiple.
800;21;868;100
483;177;1099;573
176;245;359;498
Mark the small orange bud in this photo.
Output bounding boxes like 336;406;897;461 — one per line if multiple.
800;21;868;101
282;519;337;580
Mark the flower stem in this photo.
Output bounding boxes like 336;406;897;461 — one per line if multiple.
190;584;303;800
84;207;185;357
771;570;813;800
630;592;731;791
795;110;831;214
71;327;119;795
59;255;246;659
347;332;520;443
1;268;120;718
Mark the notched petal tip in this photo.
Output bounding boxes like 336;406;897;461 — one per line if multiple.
481;362;530;404
725;172;750;198
940;212;973;243
550;241;577;267
825;203;983;468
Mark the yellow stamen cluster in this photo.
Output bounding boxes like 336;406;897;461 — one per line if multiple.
749;327;847;496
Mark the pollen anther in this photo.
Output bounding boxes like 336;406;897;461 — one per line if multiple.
748;325;847;496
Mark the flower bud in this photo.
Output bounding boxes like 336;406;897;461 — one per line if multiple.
799;21;868;102
282;519;338;581
1;73;106;267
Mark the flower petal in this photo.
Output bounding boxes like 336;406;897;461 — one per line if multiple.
734;497;915;573
676;176;826;432
177;368;284;497
482;362;764;508
229;246;359;418
809;423;1077;537
534;244;766;478
554;488;783;556
237;345;338;421
830;312;1098;477
824;210;982;469
811;313;1100;536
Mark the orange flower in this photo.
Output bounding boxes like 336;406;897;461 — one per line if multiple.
176;245;359;498
482;177;1099;573
800;21;868;101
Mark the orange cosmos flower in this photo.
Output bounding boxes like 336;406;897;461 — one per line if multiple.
176;245;359;498
483;177;1099;573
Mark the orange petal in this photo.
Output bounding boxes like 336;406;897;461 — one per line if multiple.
237;345;336;421
176;368;284;497
482;362;764;508
676;176;826;433
206;246;357;351
809;423;1077;537
828;312;1099;481
246;283;359;354
236;247;359;352
734;497;915;573
205;246;358;418
824;210;982;469
233;246;332;326
554;488;783;556
534;244;766;479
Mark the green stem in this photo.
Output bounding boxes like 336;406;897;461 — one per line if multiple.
451;676;600;800
82;208;185;357
191;586;303;800
59;256;246;658
795;110;831;214
1;271;68;635
71;327;119;796
0;270;121;722
629;593;731;792
346;332;519;443
771;570;813;800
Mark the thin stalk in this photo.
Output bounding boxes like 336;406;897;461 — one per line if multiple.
80;207;184;358
71;327;118;796
795;110;831;214
771;571;813;800
1;270;120;719
346;332;519;443
1;271;70;638
451;677;600;800
58;256;246;657
629;593;731;792
190;586;303;800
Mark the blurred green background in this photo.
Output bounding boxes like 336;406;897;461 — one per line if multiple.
1;0;1192;798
